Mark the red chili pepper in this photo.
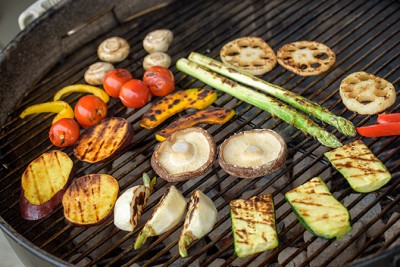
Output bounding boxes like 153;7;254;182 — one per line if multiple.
356;123;400;137
377;113;400;124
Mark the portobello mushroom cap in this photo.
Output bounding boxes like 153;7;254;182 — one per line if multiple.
151;127;216;182
218;129;287;178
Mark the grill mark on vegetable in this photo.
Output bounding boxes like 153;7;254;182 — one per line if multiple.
36;157;47;203
131;189;146;226
78;201;84;223
349;170;388;177
186;192;200;226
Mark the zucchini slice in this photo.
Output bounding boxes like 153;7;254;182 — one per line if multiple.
230;194;278;258
285;177;351;239
324;140;392;193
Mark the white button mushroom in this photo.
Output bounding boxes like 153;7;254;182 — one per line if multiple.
143;29;173;53
97;37;130;63
84;62;114;85
143;52;171;70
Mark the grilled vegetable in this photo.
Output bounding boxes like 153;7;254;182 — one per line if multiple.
219;129;287;178
74;95;107;128
176;58;342;148
356;123;400;137
324;140;392;192
151;127;216;182
140;88;217;129
114;173;156;232
339;72;396;115
220;37;277;75
97;37;130;63
156;108;235;141
143;29;173;53
20;150;74;220
74;117;132;163
285;177;352;239
189;52;355;137
62;174;119;226
134;186;186;249
19;101;74;124
377;113;400;124
143;52;171;70
53;84;110;103
230;194;278;258
49;118;80;147
84;62;114;85
179;190;218;257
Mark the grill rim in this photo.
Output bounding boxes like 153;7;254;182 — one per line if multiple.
0;0;399;266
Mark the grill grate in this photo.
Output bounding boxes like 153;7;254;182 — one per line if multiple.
1;0;400;266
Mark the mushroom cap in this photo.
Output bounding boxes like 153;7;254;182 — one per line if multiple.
97;37;130;63
143;29;173;53
218;129;287;178
143;52;171;70
84;62;114;85
151;127;216;182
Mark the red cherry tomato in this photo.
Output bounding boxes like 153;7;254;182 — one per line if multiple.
143;66;175;96
49;118;80;147
119;79;151;108
103;69;133;98
75;95;107;128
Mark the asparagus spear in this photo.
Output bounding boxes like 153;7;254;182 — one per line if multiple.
188;52;356;137
176;58;342;148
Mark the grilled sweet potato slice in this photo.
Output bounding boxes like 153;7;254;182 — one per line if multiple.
74;117;132;163
62;174;119;226
20;150;74;220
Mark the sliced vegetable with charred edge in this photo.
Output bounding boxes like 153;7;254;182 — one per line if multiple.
377;113;400;124
62;174;119;226
74;117;132;163
179;190;218;257
53;84;110;103
189;52;355;137
324;140;392;192
134;186;186;249
20;101;74;124
230;194;278;258
114;173;156;232
285;177;351;239
140;88;218;129
20;150;74;220
156;108;235;141
176;58;342;148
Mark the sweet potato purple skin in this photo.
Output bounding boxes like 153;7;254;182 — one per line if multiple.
20;168;74;220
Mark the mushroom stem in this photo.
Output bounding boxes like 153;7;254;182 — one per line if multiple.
244;145;264;159
171;140;195;161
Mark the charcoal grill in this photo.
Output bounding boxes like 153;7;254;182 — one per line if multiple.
0;0;399;266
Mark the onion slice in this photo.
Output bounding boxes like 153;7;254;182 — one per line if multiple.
134;186;186;249
178;190;218;257
113;173;156;231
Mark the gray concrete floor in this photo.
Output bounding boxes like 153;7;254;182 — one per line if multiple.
1;1;38;266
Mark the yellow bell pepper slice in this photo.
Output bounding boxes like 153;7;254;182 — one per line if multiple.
53;84;110;103
20;101;74;124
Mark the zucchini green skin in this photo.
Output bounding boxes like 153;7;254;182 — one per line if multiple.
285;177;352;239
324;140;392;193
230;194;278;258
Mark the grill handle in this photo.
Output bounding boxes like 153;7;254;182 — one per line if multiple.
18;0;64;30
